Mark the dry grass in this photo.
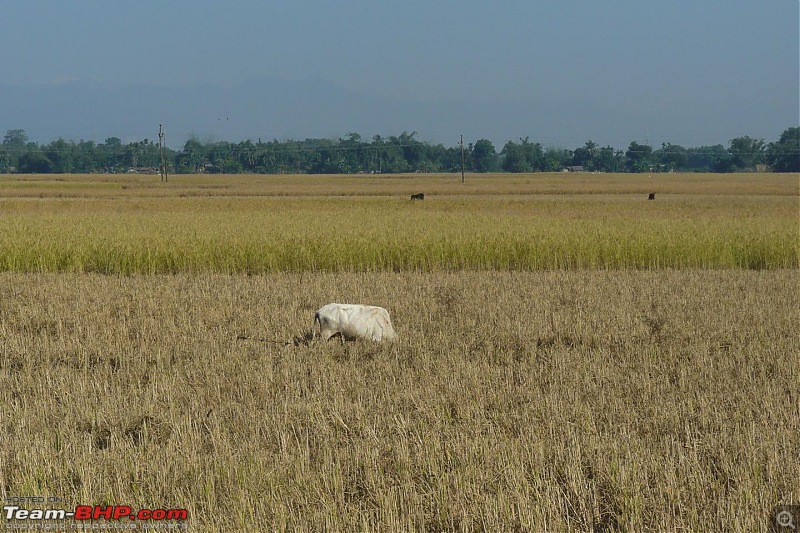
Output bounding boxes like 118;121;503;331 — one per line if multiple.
0;173;797;531
1;270;798;531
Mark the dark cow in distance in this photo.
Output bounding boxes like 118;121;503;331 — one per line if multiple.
410;193;425;200
648;192;656;200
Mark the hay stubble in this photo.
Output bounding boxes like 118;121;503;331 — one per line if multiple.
1;271;797;531
0;173;798;531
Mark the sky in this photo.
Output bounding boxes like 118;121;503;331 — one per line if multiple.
0;0;797;149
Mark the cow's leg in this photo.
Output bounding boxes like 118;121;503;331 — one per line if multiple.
313;314;319;341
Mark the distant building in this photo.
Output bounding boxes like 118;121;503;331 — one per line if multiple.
126;167;160;174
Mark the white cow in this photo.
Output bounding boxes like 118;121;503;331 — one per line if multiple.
313;303;398;342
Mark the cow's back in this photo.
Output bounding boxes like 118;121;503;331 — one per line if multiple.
314;303;397;342
353;305;397;341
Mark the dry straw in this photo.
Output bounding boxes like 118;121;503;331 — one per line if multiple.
0;173;797;531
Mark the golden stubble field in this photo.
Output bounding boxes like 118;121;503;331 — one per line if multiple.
1;271;798;532
0;173;798;531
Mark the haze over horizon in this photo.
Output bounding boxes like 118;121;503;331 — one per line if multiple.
1;0;797;150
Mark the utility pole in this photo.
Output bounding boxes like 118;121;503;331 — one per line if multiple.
158;124;168;182
460;134;465;183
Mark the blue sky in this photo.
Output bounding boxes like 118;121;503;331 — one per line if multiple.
0;0;797;148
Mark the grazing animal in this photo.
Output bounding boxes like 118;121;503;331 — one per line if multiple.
648;192;656;200
410;193;425;200
313;303;398;342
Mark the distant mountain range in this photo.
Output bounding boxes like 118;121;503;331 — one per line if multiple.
0;78;790;150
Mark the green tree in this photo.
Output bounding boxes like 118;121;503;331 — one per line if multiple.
205;141;241;173
470;139;498;172
419;143;447;172
379;135;411;173
338;133;366;173
500;141;530;172
571;140;597;170
766;127;799;172
3;129;29;168
593;145;624;172
176;138;208;173
0;147;12;172
3;129;28;148
440;146;463;172
17;150;52;173
543;147;571;171
727;136;765;170
237;140;258;172
73;140;99;172
686;145;725;172
100;137;123;172
522;138;544;171
44;138;75;173
500;137;544;172
625;142;653;172
655;143;688;171
398;131;426;171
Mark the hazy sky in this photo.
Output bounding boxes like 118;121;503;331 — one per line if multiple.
1;0;797;147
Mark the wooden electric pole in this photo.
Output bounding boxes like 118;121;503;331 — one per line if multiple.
460;134;465;183
158;124;168;182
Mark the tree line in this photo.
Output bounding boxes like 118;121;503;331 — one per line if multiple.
0;127;797;174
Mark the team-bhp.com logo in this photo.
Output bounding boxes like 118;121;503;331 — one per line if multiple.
4;504;188;530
